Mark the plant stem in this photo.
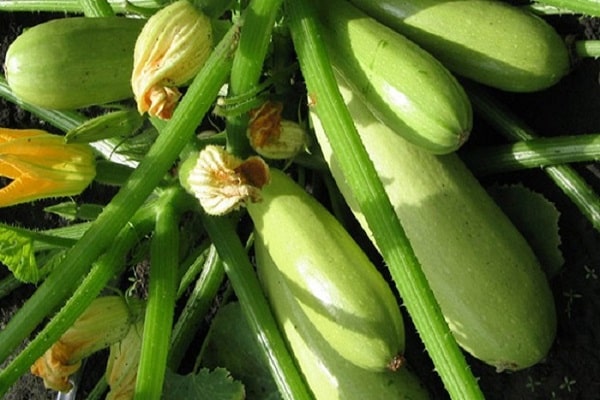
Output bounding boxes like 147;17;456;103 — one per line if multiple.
225;0;284;157
531;0;600;16
463;133;600;175
285;1;484;399
168;244;226;370
467;83;600;231
201;214;312;400
0;275;21;301
78;0;114;16
135;188;181;400
0;20;239;371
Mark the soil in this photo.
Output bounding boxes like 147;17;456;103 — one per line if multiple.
1;6;600;400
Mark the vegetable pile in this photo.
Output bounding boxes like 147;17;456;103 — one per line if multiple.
0;0;599;399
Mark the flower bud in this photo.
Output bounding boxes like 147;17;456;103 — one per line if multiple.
179;145;270;215
131;0;213;119
247;101;309;159
105;321;144;400
30;296;139;392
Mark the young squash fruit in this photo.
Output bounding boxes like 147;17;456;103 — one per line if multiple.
4;17;145;109
255;241;430;400
247;169;405;373
312;73;557;371
348;0;571;92
314;0;472;154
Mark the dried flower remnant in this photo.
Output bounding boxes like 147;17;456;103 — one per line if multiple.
247;101;309;159
179;145;270;215
131;0;213;119
31;296;138;392
0;128;95;207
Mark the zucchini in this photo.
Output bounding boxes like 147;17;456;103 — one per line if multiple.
256;239;430;399
312;73;556;371
4;17;145;109
247;169;405;372
348;0;571;92
315;0;472;154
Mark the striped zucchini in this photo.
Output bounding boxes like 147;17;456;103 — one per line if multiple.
312;73;556;371
315;0;472;154
247;169;405;372
4;17;145;109
349;0;571;92
256;236;430;399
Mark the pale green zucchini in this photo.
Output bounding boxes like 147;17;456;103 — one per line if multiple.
4;17;145;109
256;237;430;399
348;0;571;92
315;0;472;154
312;73;556;371
247;169;405;372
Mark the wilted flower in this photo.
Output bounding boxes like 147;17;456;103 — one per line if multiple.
179;145;270;215
131;0;213;119
247;101;309;159
30;296;139;392
0;128;95;207
105;321;144;400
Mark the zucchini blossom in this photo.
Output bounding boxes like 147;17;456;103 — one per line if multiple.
0;128;95;207
30;296;140;392
179;145;270;215
131;0;213;119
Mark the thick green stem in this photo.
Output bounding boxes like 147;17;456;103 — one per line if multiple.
285;1;484;399
225;0;283;156
0;21;239;369
135;189;181;400
201;214;312;400
463;133;600;175
467;84;600;232
531;0;600;16
168;244;226;370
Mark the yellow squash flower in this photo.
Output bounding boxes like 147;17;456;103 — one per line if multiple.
30;296;139;392
131;0;213;119
0;128;95;207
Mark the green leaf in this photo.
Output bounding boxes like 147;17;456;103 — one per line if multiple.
162;367;245;400
200;302;281;400
488;183;564;277
0;225;38;283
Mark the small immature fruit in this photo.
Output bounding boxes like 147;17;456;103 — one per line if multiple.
247;169;405;372
349;0;571;92
4;17;145;109
312;73;557;371
315;0;472;154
